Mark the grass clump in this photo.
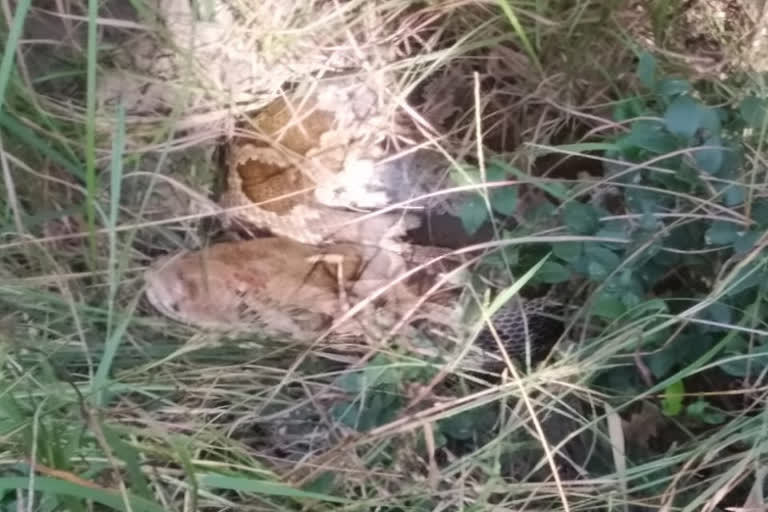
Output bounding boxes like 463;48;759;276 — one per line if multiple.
2;1;768;511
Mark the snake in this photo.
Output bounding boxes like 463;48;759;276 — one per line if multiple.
142;78;570;476
144;237;566;364
144;77;567;358
100;0;583;486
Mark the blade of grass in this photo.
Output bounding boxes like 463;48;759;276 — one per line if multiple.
0;112;83;180
106;103;125;337
473;255;572;511
0;0;31;110
91;288;143;406
0;477;165;512
496;0;544;76
169;437;199;512
100;425;153;500
197;474;352;504
84;0;100;265
0;111;85;180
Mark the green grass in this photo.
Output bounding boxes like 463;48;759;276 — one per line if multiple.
2;0;768;511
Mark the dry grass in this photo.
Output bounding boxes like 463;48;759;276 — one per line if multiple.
2;0;768;511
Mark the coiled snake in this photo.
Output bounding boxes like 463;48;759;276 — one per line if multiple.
144;78;566;359
141;76;574;485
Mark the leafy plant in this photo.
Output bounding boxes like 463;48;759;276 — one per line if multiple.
331;354;434;432
456;50;768;426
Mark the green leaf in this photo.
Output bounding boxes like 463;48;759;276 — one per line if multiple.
622;120;677;154
562;201;599;235
484;162;509;182
675;163;700;186
592;293;626;319
657;78;691;103
522;198;557;223
621;291;642;309
665;221;707;251
584;243;621;280
720;343;768;378
718;139;743;177
698;106;722;135
664;96;701;138
438;405;497;441
612;97;646;122
647;344;682;378
335;372;362;393
552;241;582;263
596;219;628;239
490;186;518;216
625;186;668;215
449;165;479;187
705;220;739;245
331;390;402;432
362;358;400;387
696;301;732;333
752;199;768;226
724;260;766;297
722;182;746;206
636;51;656;89
534;261;570;283
693;135;724;174
302;472;336;495
740;95;768;129
734;230;760;254
455;161;509;187
336;356;399;392
627;298;669;320
587;261;609;281
661;379;685;416
459;196;489;235
483;245;520;267
505;165;569;200
685;399;725;425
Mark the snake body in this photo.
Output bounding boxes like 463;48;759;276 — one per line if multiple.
475;296;565;360
144;78;567;357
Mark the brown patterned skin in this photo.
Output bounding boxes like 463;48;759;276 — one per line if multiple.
145;236;565;358
225;94;334;215
217;79;420;249
144;237;461;341
231;145;315;215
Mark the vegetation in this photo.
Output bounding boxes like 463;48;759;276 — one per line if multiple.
2;1;768;511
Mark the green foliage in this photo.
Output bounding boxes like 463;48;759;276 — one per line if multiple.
454;161;519;236
0;356;167;511
685;399;726;425
740;95;768;130
457;51;768;418
5;2;768;507
661;379;685;416
562;201;599;235
332;354;434;432
458;196;489;236
719;337;768;378
437;404;498;442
